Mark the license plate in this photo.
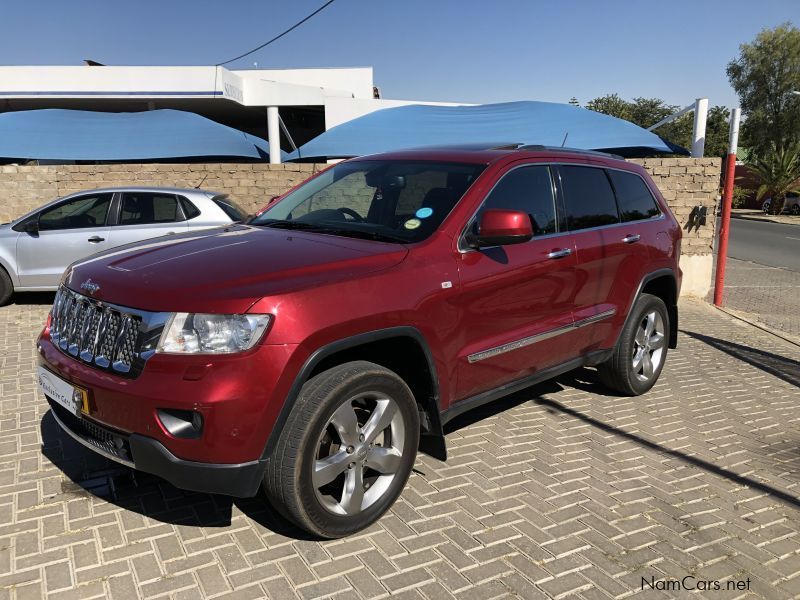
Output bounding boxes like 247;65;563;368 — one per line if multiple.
37;367;87;416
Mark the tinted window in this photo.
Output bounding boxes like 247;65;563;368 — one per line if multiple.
39;193;112;231
179;196;202;220
212;195;246;221
119;193;181;226
560;166;619;230
477;165;557;236
608;170;660;222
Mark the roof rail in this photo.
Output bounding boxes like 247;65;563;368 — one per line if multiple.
515;145;624;160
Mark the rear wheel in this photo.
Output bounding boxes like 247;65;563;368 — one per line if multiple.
263;361;419;538
0;268;13;306
598;293;669;396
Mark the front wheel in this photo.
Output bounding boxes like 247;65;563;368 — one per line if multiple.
263;361;419;538
791;204;800;216
598;293;670;396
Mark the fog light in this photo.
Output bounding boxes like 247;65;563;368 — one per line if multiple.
157;409;203;439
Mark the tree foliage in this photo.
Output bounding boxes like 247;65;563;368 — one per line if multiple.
727;23;800;155
746;144;800;214
585;94;730;157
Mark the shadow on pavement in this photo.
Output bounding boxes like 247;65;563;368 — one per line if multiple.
681;329;800;388
10;291;56;305
40;411;318;540
529;384;800;512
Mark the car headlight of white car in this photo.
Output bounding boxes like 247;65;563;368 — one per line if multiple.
158;313;271;354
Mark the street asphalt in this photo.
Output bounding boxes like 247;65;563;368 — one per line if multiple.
727;217;800;272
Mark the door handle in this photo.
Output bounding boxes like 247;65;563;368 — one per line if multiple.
87;236;105;243
622;234;641;244
548;248;573;259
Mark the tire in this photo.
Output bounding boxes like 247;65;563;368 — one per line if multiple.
263;360;419;538
791;204;800;216
0;267;12;306
598;293;670;396
763;200;771;214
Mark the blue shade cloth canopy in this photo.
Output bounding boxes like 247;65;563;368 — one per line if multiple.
0;109;275;161
289;101;683;160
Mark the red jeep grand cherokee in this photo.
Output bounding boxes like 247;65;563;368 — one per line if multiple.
37;146;681;538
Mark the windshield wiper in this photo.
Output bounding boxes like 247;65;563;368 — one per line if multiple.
319;228;408;243
252;219;327;231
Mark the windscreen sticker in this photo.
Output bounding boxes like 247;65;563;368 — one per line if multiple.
404;218;422;230
415;207;434;219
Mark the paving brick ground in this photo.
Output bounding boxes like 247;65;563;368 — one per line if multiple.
720;258;800;343
2;296;800;599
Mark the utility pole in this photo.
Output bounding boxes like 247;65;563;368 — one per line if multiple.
713;108;741;307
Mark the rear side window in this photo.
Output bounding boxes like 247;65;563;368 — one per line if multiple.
608;170;660;222
119;193;182;226
559;166;619;230
212;195;246;221
477;165;557;236
178;196;201;220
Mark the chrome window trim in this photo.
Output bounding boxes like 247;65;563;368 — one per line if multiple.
458;162;664;254
467;308;616;364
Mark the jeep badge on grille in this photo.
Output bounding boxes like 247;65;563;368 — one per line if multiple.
80;279;100;295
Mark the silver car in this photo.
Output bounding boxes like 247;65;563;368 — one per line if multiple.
0;187;245;304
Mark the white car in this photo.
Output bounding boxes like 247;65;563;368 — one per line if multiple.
762;191;800;215
0;187;246;304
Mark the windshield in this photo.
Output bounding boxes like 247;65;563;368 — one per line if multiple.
250;160;485;243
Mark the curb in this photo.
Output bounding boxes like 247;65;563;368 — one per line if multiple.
712;304;800;348
730;213;800;226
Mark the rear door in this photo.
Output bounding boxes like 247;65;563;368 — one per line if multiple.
16;192;113;288
452;163;579;400
106;192;190;247
556;164;653;353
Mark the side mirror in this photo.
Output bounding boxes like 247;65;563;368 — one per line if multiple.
472;209;533;247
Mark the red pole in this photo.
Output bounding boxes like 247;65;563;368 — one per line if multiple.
713;108;741;307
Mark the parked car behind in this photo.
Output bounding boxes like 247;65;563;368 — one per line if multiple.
762;191;800;215
0;187;246;304
36;146;681;538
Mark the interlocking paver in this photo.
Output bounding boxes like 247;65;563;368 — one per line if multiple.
2;297;800;598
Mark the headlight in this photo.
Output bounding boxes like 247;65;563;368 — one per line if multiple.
157;313;271;354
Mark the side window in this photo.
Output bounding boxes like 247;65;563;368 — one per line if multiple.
178;196;202;220
560;166;620;230
608;170;661;222
38;193;112;231
211;195;246;221
119;193;182;226
476;165;557;236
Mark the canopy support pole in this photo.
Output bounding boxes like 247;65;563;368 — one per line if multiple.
267;106;281;164
691;98;709;158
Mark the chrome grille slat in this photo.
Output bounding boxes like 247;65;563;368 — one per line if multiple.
48;286;150;378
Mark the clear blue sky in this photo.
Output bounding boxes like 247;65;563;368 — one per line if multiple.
1;0;797;108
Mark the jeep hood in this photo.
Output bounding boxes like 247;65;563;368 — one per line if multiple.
65;225;408;313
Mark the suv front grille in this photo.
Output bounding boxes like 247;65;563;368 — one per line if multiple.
49;287;167;378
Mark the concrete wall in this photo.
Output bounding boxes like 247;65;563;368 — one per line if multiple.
0;158;721;296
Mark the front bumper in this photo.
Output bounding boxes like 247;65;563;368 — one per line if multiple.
48;399;265;496
37;328;304;495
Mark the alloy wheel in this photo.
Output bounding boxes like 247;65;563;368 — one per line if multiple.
313;393;405;516
631;311;666;382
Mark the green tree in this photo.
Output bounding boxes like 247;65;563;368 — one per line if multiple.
586;94;730;156
727;23;800;155
747;144;800;214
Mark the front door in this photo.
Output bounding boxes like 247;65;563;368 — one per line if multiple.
452;163;579;401
16;192;113;288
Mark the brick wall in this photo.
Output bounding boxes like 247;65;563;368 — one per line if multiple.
0;158;721;294
631;158;721;257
